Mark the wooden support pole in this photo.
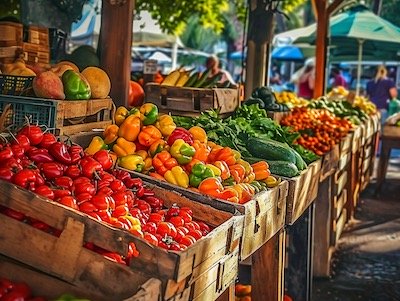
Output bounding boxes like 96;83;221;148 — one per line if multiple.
99;0;134;108
313;0;328;99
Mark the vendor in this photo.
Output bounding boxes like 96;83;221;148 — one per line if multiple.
205;55;236;85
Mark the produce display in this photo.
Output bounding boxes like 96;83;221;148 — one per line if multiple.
86;103;276;204
327;86;377;115
0;59;111;100
280;107;353;156
244;86;290;112
174;103;319;177
274;91;309;108
160;67;234;89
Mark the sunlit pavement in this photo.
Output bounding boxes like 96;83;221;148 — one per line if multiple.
312;157;400;301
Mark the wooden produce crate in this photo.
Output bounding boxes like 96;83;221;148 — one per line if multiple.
319;145;340;182
145;83;240;117
0;180;158;301
283;159;321;225
0;22;23;47
0;255;161;301
382;124;400;138
27;25;49;46
56;98;114;135
360;134;375;192
123;170;288;261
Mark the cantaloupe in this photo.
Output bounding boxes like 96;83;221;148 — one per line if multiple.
81;67;111;99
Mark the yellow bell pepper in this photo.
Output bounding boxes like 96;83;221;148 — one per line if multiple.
206;164;221;177
232;149;241;162
103;124;119;144
115;106;129;126
170;139;195;165
129;107;141;118
140;103;158;125
155;114;176;137
112;137;136;157
85;136;108;155
188;126;207;144
117;154;145;172
118;115;141;142
164;166;189;188
135;150;153;172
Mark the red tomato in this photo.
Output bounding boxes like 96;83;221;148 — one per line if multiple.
169;216;185;228
128;80;145;107
59;196;79;210
188;229;203;240
144;232;158;246
180;235;196;247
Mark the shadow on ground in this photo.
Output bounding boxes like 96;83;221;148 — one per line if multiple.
312;158;400;301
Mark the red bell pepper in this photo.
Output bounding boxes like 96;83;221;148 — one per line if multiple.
0;147;13;163
12;169;37;189
80;156;103;178
38;132;57;149
39;162;64;180
0;167;14;181
167;127;194;146
10;144;25;159
27;148;54;164
13;134;31;151
93;150;113;170
49;142;72;165
69;144;84;164
18;125;44;146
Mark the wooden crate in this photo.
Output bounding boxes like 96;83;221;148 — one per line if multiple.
320;145;340;182
55;98;114;135
0;22;23;47
383;125;400;137
339;132;353;156
0;255;161;301
0;180;157;301
331;190;348;246
284;159;321;225
266;111;290;123
28;25;49;46
121;169;288;260
145;83;240;117
0;46;22;58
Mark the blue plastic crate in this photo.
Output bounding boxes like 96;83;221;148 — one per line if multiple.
0;95;58;131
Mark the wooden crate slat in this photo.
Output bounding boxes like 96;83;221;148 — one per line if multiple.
337;150;351;172
320;145;340;181
333;209;347;245
284;159;321;225
60;120;112;136
334;170;348;197
334;189;347;220
339;132;353;155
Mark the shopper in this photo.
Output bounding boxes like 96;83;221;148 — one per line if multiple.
330;67;347;88
366;65;398;119
291;57;315;99
205;55;236;85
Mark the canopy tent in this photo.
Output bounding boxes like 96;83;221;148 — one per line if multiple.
292;5;400;94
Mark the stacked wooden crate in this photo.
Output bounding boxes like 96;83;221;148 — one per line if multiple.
0;22;23;64
23;25;50;64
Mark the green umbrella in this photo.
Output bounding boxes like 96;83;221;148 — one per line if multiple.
294;5;400;94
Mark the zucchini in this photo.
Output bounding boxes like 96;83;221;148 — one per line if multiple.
246;137;297;164
184;71;200;87
268;160;300;178
193;68;212;88
293;149;307;170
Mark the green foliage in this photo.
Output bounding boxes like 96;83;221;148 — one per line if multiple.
365;0;400;27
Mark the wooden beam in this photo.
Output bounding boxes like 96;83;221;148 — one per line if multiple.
313;0;328;98
99;0;134;108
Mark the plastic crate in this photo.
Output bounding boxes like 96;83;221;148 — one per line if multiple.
0;74;35;96
0;95;57;130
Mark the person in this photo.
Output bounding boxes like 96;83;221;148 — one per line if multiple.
330;67;347;88
205;55;236;85
291;57;315;99
366;65;398;113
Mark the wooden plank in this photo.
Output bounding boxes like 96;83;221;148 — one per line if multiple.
337;151;351;172
339;132;353;155
334;189;347;220
333;170;348;197
284;159;321;225
351;125;363;154
332;209;347;245
215;284;235;301
320;145;340;181
266;111;291;123
59;120;112;135
252;230;285;301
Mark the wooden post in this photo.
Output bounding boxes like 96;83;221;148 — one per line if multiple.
312;0;328;99
252;230;286;301
99;0;134;108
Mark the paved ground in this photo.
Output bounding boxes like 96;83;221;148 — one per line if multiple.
312;157;400;301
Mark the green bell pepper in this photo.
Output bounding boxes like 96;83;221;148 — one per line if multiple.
62;70;91;100
189;162;215;187
140;103;158;125
170;139;196;165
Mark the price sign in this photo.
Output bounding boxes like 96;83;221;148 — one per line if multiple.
143;60;158;75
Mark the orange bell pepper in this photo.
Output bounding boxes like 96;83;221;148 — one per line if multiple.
149;172;166;182
198;177;224;198
251;161;271;181
213;160;230;180
238;183;255;204
219;187;240;203
208;147;237;166
148;139;168;157
103;124;119;144
138;125;162;147
118;115;141;142
229;164;246;184
152;150;178;176
188;126;207;144
192;140;210;162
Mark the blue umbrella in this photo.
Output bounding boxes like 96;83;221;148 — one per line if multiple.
271;45;304;61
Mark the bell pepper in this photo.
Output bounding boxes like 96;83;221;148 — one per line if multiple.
167;127;194;146
213;161;230;180
170;139;196;165
85;136;108;155
135;150;153;172
118;115;141;142
149;172;166;182
192;140;210;162
140;103;158;125
103;124;119;144
115;106;129;126
183;158;201;174
234;183;255;204
152;151;178;176
264;175;280;188
198;177;224;198
155;114;176;137
189;126;207;144
164;166;189;188
189;162;215;188
220;187;240;203
229;164;246;184
113;137;136;157
117;154;145;172
138;125;162;147
239;159;256;183
148;139;168;157
206;164;221;177
129;107;141;118
251;161;271;181
62;70;91;100
208;147;237;166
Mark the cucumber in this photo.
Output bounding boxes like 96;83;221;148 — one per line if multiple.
201;72;222;88
246;137;297;164
268;160;300;178
293;149;307;171
184;72;200;87
193;68;212;88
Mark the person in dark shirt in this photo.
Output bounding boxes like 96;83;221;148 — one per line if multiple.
366;65;397;110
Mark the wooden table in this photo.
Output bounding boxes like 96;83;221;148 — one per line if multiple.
376;127;400;193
